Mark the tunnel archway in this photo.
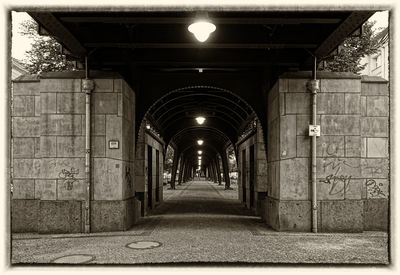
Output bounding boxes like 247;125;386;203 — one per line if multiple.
137;85;267;215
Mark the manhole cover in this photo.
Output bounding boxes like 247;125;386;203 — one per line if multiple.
51;254;94;264
126;241;162;250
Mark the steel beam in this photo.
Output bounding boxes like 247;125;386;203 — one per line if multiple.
84;42;318;49
60;16;342;25
29;12;87;57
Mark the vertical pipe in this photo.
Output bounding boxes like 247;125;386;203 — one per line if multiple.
83;56;94;234
311;56;318;233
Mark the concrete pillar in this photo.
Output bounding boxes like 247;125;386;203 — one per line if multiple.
211;160;217;183
208;165;213;182
11;72;139;233
264;71;390;233
183;160;190;182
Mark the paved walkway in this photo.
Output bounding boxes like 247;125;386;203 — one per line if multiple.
11;180;389;265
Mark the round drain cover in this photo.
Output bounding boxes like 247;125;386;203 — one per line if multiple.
52;254;94;264
126;241;162;250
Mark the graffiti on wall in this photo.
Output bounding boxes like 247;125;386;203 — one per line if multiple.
366;179;386;198
363;159;388;178
59;168;79;190
320;158;359;196
324;142;341;157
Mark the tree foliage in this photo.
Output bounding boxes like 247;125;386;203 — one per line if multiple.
320;21;379;74
227;146;237;172
164;145;175;173
19;19;75;74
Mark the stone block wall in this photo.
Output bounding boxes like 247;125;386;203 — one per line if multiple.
12;78;43;232
265;72;390;232
135;125;164;217
11;72;138;233
90;77;136;232
360;76;389;231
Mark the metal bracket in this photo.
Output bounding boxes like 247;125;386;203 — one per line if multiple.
82;79;95;92
307;79;320;94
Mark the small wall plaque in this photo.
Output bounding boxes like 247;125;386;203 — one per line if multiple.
109;140;119;149
309;125;321;137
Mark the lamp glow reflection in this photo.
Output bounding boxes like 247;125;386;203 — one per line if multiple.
198;150;202;155
195;116;206;125
188;21;216;42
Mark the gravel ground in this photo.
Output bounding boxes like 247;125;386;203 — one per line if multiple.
11;180;389;265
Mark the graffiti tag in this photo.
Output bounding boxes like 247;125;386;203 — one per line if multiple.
320;158;359;196
320;172;351;195
59;168;79;190
366;179;386;198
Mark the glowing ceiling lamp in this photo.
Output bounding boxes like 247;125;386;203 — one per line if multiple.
195;116;206;125
197;139;204;145
198;150;203;155
146;124;151;130
188;20;216;42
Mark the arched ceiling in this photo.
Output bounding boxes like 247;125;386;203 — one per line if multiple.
145;86;256;165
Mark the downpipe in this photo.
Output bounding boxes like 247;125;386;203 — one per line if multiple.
83;57;94;233
307;56;320;233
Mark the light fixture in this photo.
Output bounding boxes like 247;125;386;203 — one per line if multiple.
197;139;204;145
198;150;202;155
198;156;202;160
146;124;151;129
188;20;216;42
195;116;206;125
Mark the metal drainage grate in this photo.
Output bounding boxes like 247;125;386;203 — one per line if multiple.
126;241;162;250
51;254;95;264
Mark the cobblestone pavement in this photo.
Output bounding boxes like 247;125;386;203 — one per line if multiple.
11;180;389;265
